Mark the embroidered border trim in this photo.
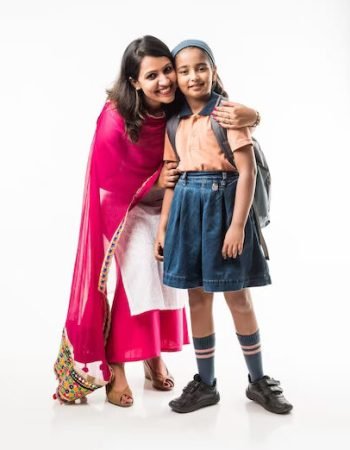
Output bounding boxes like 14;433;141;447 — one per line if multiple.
97;170;160;293
98;217;126;292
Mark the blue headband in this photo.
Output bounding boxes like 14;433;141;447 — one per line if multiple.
171;39;215;65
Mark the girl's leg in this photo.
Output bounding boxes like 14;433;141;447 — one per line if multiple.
169;287;220;413
189;288;215;385
224;289;293;414
224;288;264;382
224;288;257;334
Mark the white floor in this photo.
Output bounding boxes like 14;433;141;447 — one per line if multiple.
2;260;350;450
3;348;349;450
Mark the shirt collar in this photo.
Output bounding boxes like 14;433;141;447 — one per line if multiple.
178;92;222;118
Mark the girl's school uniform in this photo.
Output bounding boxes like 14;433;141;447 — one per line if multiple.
163;92;271;292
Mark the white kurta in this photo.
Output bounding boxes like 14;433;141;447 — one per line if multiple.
115;189;187;316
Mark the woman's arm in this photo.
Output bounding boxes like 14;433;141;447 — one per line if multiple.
212;101;260;130
154;187;175;261
222;144;257;259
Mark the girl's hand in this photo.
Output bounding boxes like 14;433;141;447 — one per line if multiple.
154;229;165;261
212;101;258;129
156;162;180;189
222;224;245;259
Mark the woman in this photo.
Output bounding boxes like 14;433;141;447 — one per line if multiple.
53;35;259;407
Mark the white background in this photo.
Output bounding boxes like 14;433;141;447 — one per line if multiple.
1;0;349;449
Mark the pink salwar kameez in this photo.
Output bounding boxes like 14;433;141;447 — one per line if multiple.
54;102;189;403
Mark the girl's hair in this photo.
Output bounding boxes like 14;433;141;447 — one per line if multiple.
213;74;228;98
106;35;173;143
194;46;229;97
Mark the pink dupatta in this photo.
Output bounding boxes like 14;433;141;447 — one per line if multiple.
54;103;165;402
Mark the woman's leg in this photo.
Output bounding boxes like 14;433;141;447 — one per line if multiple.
105;267;135;405
143;356;175;390
106;262;186;397
224;288;263;381
108;363;133;406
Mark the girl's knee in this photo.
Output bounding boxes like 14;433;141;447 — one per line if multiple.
188;288;213;310
225;289;253;313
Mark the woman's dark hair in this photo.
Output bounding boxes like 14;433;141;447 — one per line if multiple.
106;35;173;143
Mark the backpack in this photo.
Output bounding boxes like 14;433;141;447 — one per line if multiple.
166;100;271;259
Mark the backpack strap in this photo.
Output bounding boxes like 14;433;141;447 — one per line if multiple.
166;114;181;159
209;95;235;167
210;100;270;260
210;116;236;167
252;206;270;260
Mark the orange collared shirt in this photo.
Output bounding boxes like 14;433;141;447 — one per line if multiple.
164;113;252;171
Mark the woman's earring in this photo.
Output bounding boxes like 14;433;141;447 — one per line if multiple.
135;88;141;110
135;88;141;111
129;77;142;111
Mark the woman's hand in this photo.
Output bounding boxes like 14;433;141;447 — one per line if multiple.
155;162;180;189
154;229;165;261
222;224;245;259
212;101;258;129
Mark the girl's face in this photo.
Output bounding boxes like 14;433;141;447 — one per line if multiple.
131;56;177;111
175;48;217;100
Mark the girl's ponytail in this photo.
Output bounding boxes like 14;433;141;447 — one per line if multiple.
213;74;229;98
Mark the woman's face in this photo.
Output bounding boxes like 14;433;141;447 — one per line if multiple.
175;48;216;100
132;56;177;111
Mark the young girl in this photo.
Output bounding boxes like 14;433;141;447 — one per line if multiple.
155;40;293;414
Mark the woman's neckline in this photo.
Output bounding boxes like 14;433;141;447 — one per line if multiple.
146;111;166;119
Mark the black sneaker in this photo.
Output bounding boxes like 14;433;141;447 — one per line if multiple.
169;374;220;413
246;375;293;414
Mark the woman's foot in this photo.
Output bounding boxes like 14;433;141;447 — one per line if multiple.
106;363;133;407
144;356;174;391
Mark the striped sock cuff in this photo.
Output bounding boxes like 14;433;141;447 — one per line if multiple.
193;334;215;359
237;330;261;355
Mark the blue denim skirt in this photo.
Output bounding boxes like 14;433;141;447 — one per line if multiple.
163;171;271;292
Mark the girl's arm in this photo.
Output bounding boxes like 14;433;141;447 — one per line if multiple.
154;187;175;261
222;144;257;259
